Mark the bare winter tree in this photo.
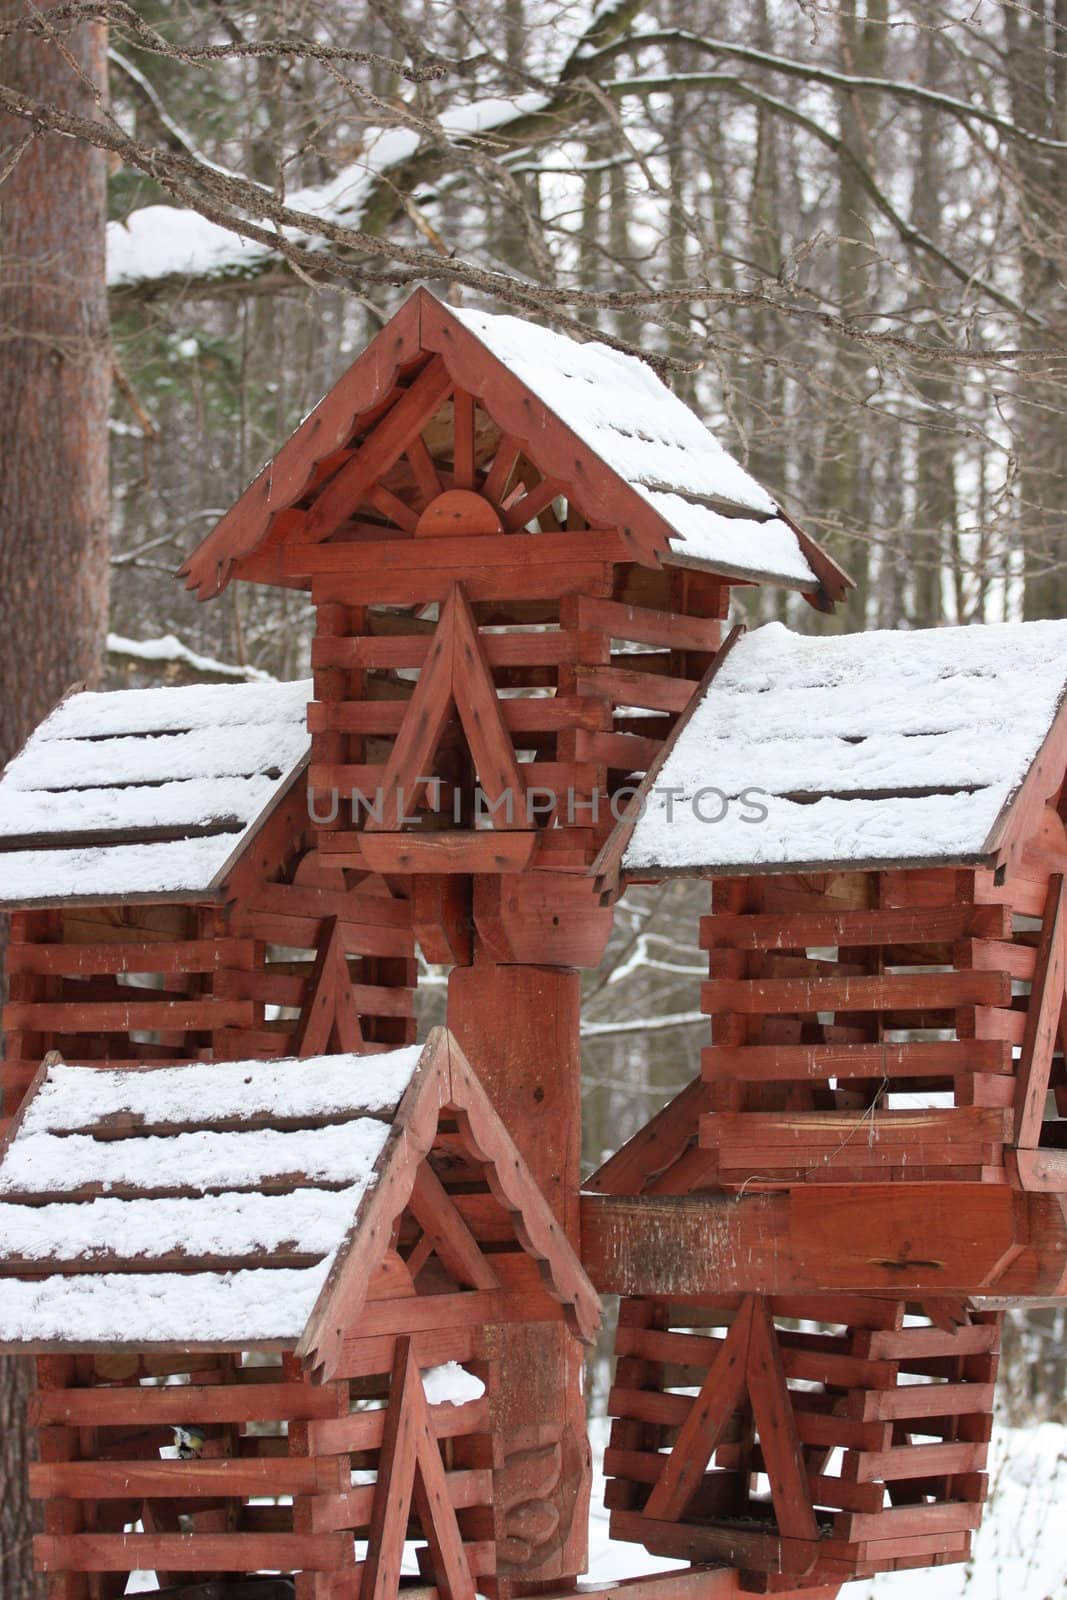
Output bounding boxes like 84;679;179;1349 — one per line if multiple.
0;3;109;1593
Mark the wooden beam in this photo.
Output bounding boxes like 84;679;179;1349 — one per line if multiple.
1013;873;1066;1152
643;1299;753;1519
580;1186;1033;1297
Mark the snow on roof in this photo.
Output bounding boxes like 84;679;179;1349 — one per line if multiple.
621;619;1067;875
451;305;820;590
0;1047;419;1345
0;1030;601;1357
0;678;311;908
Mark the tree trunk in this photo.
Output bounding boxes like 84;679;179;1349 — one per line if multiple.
0;5;109;1595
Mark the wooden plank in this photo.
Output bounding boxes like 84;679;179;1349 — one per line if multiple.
357;832;538;875
700;1107;1010;1153
590;627;744;897
30;1381;338;1427
29;1458;339;1499
290;529;628;575
311;629;601;672
577;665;696;714
364;1337;421;1600
364;585;457;829
406;431;442;504
409;1163;500;1291
34;1533;349;1572
292;915;364;1056
580;1184;1022;1296
643;1299;753;1519
312;562;611;608
179;295;423;597
837;1501;983;1542
701;904;1012;951
3;998;254;1032
587;1077;715;1195
702;970;1010;1015
301;357;454;544
452;390;475;490
852;1442;989;1483
746;1299;818;1541
447;582;527;823
577;596;720;653
1013;873;1065;1153
6;939;255;977
307;1396;488;1456
309;694;606;739
609;1510;819;1578
860;1383;996;1421
702;1041;1012;1081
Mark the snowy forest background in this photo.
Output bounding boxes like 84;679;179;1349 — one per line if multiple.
3;0;1067;1594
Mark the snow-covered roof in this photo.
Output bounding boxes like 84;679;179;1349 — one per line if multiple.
180;291;850;602
0;678;312;908
0;1029;601;1359
450;306;825;590
616;619;1067;876
0;1045;419;1346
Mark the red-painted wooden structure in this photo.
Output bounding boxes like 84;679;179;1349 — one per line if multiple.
1;291;1066;1599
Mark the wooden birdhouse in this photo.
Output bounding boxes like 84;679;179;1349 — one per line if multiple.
582;617;1067;1589
0;1028;599;1600
0;678;418;1126
177;290;849;967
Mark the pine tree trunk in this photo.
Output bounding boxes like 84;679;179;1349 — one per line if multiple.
0;6;109;1595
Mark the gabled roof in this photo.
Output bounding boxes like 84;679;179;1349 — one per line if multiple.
0;1029;600;1374
0;678;311;908
595;618;1067;882
179;289;849;604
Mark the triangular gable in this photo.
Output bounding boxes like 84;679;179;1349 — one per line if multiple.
179;290;849;605
299;1026;600;1381
363;581;526;832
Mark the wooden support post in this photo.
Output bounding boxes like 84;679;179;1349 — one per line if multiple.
447;951;588;1595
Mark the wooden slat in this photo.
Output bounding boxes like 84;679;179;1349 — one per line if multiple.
700;1107;1010;1154
311;629;601;672
290;529;628;576
746;1298;818;1541
702;1041;1012;1081
577;665;696;714
3;998;255;1032
853;1441;989;1483
300;357;454;543
702;970;1011;1015
860;1382;996;1421
34;1532;350;1572
31;1381;339;1427
312;562;612;608
29;1457;339;1499
643;1299;753;1520
308;695;607;738
307;1395;488;1456
1013;873;1066;1152
577;596;720;653
701;904;1012;951
6;939;256;977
